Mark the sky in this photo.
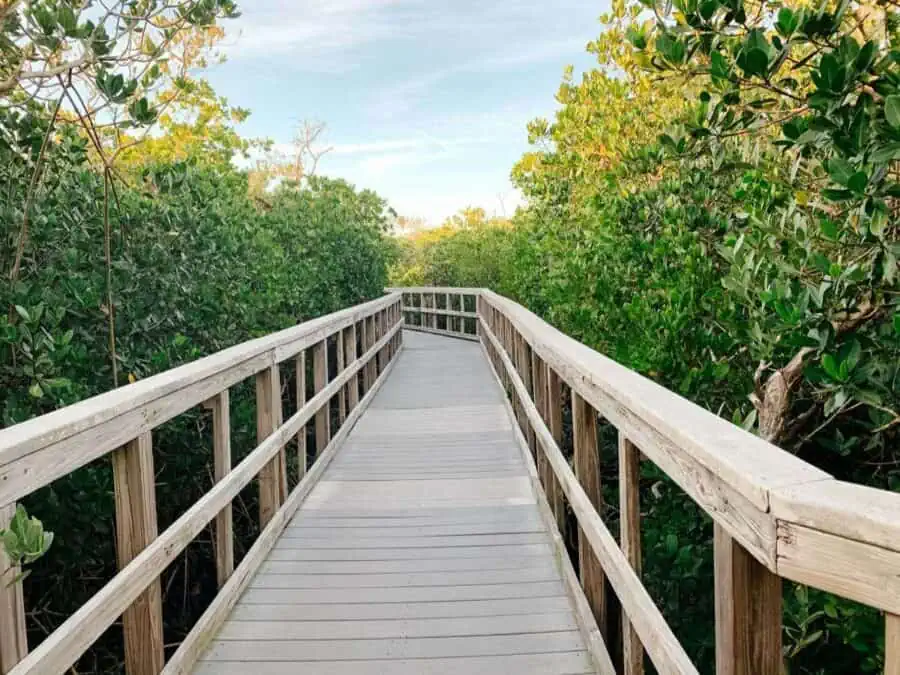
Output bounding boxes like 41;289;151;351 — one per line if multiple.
206;0;608;225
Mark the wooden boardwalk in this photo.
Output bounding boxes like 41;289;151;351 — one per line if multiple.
195;330;597;674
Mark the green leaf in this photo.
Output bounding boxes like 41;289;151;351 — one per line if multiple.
740;48;769;77
886;95;900;129
28;383;43;398
775;8;799;36
821;353;842;381
871;142;900;164
826;157;853;185
847;171;868;195
14;305;30;322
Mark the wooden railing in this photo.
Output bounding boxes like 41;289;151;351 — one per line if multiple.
420;286;898;674
387;286;479;341
0;293;404;675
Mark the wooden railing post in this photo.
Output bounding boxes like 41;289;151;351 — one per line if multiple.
573;392;607;638
619;433;644;675
256;365;285;526
546;366;566;532
313;339;330;456
365;316;376;390
205;391;233;588
112;432;164;675
0;504;27;675
336;329;347;425
345;325;358;413
887;614;900;675
714;523;781;675
296;351;307;477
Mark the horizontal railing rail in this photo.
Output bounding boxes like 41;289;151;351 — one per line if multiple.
400;286;899;673
0;293;404;675
386;286;480;341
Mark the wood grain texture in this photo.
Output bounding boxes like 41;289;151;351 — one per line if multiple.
256;366;284;527
112;432;164;675
573;392;607;639
887;613;900;675
207;391;233;588
193;331;595;675
312;339;330;457
618;433;644;675
480;317;697;674
776;521;900;614
546;365;566;533
343;325;358;413
478;291;827;569
0;294;400;507
4;323;402;675
714;524;781;675
295;352;307;477
0;504;27;674
161;337;403;675
336;328;347;423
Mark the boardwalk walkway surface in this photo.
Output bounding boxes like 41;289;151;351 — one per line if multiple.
194;330;596;674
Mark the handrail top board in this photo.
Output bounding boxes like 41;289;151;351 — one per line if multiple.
473;290;900;559
478;291;829;509
390;287;900;571
386;286;485;294
0;293;399;495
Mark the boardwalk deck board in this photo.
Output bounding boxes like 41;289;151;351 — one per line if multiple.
196;330;598;673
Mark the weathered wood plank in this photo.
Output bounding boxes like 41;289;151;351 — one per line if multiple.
0;294;400;507
619;433;644;675
480;317;697;674
112;432;164;675
195;652;594;675
202;631;586;661
256;365;284;526
0;504;27;674
776;521;900;614
546;366;566;533
5;323;402;675
573;392;606;639
313;340;330;457
344;325;358;412
336;329;347;424
205;391;233;588
230;596;574;621
218;613;578;640
887;613;900;675
295;352;307;477
480;294;828;571
161;331;403;675
714;523;781;675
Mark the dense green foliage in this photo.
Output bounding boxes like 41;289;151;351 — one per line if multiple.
1;107;391;669
390;0;900;670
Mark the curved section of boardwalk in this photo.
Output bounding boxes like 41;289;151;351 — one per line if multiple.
195;330;596;674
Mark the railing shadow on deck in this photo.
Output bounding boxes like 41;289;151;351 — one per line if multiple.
0;294;404;675
399;286;900;675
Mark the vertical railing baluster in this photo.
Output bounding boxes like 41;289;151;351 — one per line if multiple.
336;328;347;425
619;432;644;675
313;339;330;457
112;432;164;674
256;365;285;525
296;351;307;477
887;614;900;675
572;393;607;639
345;324;358;413
714;524;781;675
206;391;233;588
